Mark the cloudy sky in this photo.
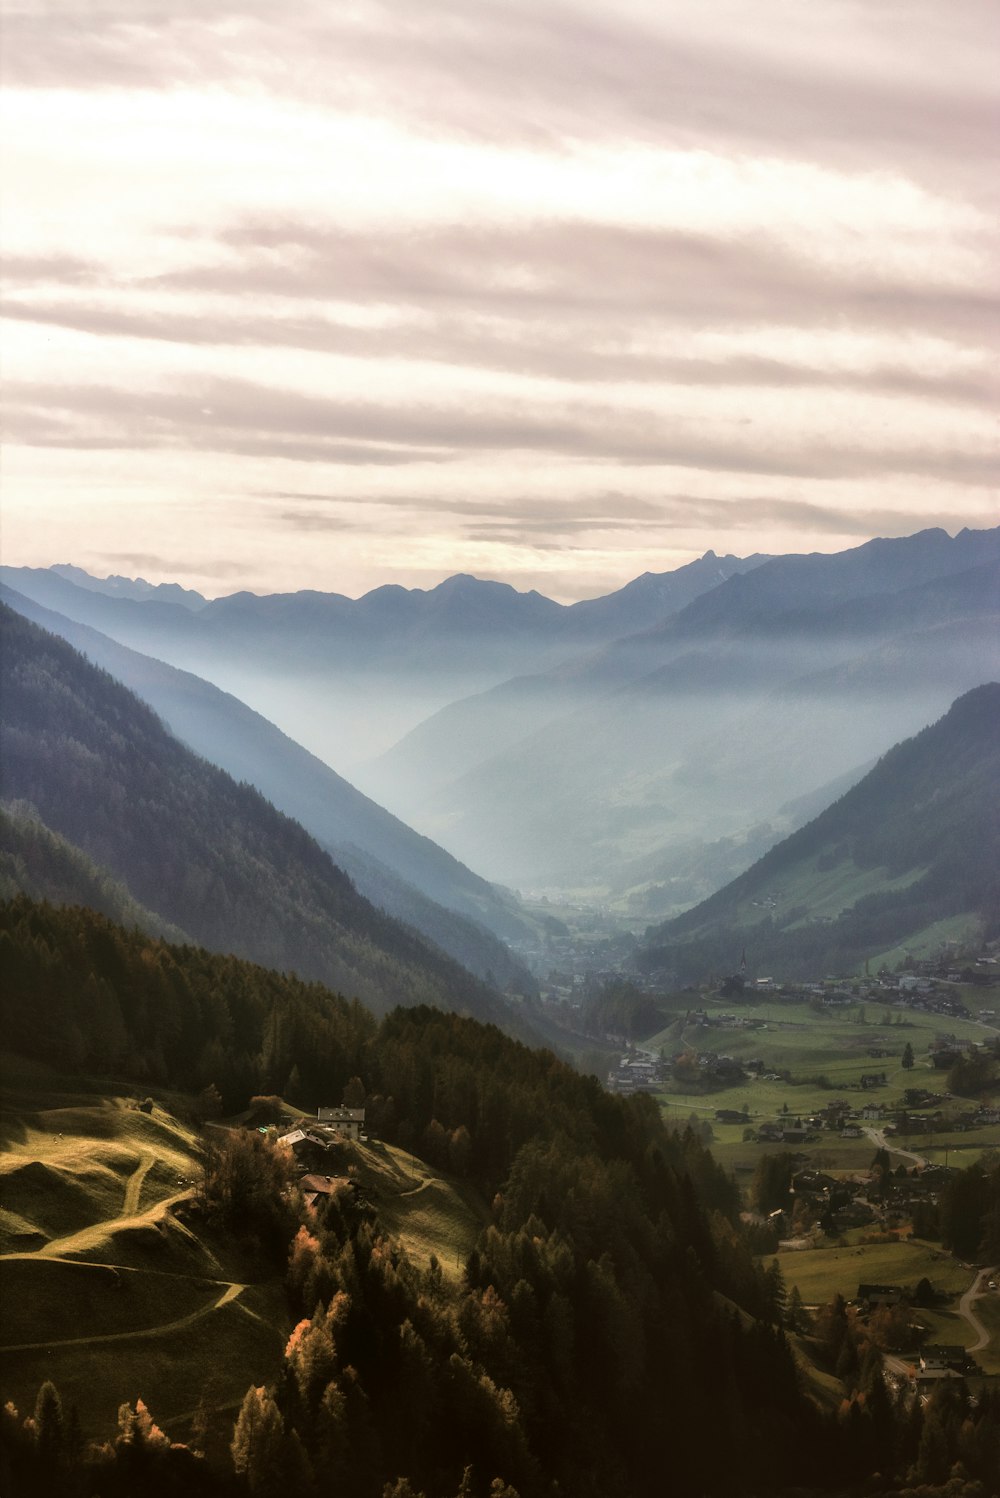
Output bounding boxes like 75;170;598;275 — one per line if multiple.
1;0;997;601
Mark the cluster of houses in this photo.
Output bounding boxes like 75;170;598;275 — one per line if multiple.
750;1088;1000;1146
759;1160;960;1244
276;1106;367;1207
606;1055;666;1095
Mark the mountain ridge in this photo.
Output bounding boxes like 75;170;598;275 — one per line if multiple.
640;683;1000;980
0;603;517;1023
0;584;534;966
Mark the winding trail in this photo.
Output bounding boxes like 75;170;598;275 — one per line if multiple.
1;1280;247;1354
34;1186;195;1261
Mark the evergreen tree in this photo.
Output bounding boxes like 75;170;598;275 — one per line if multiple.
231;1386;285;1497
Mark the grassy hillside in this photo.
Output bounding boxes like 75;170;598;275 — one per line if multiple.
0;1056;289;1441
642;684;1000;980
0;1055;489;1446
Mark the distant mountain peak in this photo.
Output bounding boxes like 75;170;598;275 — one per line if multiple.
49;564;207;611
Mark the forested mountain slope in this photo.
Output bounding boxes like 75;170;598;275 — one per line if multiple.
641;683;1000;981
0;604;511;1022
0;585;536;975
0;898;825;1497
6;898;998;1496
0;802;191;945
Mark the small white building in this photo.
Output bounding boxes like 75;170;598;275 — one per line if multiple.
317;1106;366;1141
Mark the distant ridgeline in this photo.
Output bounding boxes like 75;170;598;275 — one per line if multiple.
0;603;515;1027
640;684;1000;983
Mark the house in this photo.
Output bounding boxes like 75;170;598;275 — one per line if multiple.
920;1345;967;1373
317;1106;366;1140
862;1103;884;1121
299;1173;350;1211
857;1283;903;1308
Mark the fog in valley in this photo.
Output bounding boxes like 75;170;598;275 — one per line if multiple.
4;528;997;930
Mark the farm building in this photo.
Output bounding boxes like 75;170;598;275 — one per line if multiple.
317;1106;366;1140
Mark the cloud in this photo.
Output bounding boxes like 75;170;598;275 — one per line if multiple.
6;374;995;485
1;2;995;593
4;293;996;409
155;219;996;341
4;1;996;197
101;552;252;578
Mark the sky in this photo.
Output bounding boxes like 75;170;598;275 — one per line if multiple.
1;0;997;602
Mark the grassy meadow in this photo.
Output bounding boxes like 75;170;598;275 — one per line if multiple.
648;991;1000;1129
0;1054;490;1445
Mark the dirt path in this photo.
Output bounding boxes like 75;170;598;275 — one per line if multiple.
397;1176;443;1198
34;1187;195;1261
959;1267;996;1354
1;1280;246;1354
122;1151;155;1216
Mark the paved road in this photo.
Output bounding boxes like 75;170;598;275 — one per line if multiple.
865;1126;927;1168
959;1267;996;1354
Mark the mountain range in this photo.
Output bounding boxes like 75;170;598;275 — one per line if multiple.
0;603;520;1023
0;585;536;989
4;525;997;929
1;551;767;769
360;527;999;904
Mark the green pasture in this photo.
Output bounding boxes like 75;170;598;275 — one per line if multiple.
1;1287;288;1442
728;856;928;932
649;998;999;1129
351;1139;488;1281
869;917;987;974
0;1256;219;1346
0;1059;281;1442
775;1239;972;1308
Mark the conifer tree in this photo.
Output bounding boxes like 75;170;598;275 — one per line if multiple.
231;1386;284;1496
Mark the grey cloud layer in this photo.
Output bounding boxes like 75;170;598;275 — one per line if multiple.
2;0;995;578
275;489;994;545
3;1;997;193
6;211;997;428
6;375;996;485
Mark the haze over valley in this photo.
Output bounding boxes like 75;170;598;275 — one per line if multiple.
6;523;997;930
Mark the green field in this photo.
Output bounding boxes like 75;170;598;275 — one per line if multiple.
776;1239;971;1307
648;996;1000;1133
362;1143;489;1279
